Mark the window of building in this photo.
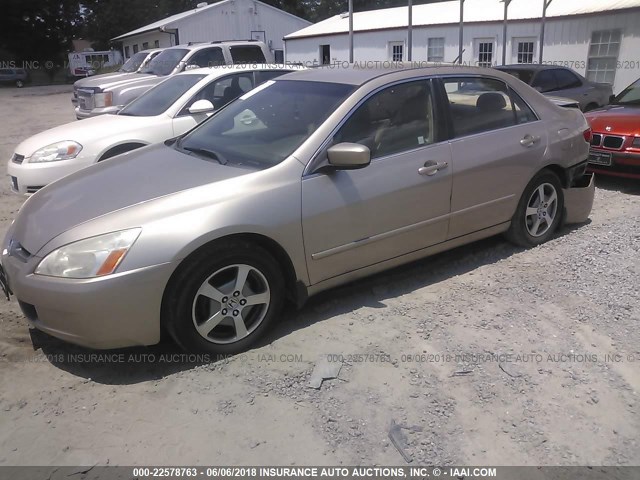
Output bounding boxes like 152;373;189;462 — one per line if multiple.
334;80;436;159
133;44;139;54
389;42;404;62
154;40;160;48
475;40;494;67
427;37;445;62
124;46;130;58
320;45;331;65
142;42;149;50
587;30;621;84
443;77;536;137
515;39;535;64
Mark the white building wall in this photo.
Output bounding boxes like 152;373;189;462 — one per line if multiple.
120;0;310;58
285;10;640;93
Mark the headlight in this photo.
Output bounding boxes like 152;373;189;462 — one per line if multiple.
94;92;113;108
35;228;141;278
633;137;640;148
28;141;82;163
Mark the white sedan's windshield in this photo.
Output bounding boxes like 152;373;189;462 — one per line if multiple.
615;79;640;105
119;74;205;117
177;80;355;168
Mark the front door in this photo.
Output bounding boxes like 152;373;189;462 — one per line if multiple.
301;79;453;284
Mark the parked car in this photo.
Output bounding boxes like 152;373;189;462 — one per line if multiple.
71;49;163;107
495;65;612;112
584;78;640;179
9;65;299;194
73;41;273;119
0;68;30;88
0;66;595;354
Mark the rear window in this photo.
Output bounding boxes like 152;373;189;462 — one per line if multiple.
499;69;535;85
230;46;266;64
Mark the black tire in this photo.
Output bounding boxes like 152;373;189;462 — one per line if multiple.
98;143;145;161
506;170;564;248
162;241;285;355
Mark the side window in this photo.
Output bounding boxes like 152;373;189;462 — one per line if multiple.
531;70;557;92
187;48;225;68
229;46;266;64
181;73;254;114
255;70;290;85
554;69;582;90
443;77;534;137
334;80;436;159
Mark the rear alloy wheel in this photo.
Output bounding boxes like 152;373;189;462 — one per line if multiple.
163;243;284;355
506;170;564;247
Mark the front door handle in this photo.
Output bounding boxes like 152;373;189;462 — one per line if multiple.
418;160;449;176
520;134;541;147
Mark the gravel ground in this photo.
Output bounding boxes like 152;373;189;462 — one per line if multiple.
0;87;638;467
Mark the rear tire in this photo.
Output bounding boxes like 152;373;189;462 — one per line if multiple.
162;241;285;355
506;170;564;248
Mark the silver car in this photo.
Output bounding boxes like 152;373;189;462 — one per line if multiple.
495;65;613;112
1;66;595;354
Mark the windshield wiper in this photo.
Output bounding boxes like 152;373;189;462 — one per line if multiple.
182;146;227;165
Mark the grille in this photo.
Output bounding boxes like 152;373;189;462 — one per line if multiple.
26;186;44;194
602;135;624;150
11;153;24;164
591;134;602;147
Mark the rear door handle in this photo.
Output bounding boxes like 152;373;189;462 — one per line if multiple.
520;134;541;147
418;161;449;176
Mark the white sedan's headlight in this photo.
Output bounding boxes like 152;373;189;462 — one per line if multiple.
29;141;82;163
35;228;141;278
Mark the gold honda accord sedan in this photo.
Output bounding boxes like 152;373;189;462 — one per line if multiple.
1;66;595;354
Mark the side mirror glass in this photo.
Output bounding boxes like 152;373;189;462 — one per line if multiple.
327;142;371;170
188;99;214;115
184;64;200;71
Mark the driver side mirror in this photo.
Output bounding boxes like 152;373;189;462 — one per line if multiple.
327;143;371;170
188;99;215;115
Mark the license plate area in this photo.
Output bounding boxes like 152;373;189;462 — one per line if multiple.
588;150;612;166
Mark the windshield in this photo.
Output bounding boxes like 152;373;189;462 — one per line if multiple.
119;51;149;73
177;80;355;168
614;79;640;105
498;68;535;85
140;48;188;76
119;74;205;117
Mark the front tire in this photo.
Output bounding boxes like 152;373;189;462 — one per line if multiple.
162;241;285;355
506;170;564;248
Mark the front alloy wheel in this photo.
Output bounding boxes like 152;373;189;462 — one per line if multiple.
525;183;558;238
163;241;284;355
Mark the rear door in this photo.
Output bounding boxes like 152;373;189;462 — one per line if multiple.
440;76;548;238
301;79;453;284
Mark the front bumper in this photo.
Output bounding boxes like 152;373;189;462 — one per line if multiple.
75;106;121;120
587;149;640;179
7;156;95;195
1;246;176;349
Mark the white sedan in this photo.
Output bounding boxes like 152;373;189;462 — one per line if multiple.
8;65;298;194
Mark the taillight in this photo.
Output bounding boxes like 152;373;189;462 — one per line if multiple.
583;128;592;143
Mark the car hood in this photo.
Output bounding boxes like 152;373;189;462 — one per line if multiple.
73;72;157;91
14;114;165;158
12;144;248;255
585;105;640;135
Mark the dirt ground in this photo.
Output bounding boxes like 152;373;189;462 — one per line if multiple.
0;86;638;467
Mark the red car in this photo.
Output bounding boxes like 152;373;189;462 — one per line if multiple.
585;79;640;179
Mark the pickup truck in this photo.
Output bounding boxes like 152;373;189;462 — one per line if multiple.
72;40;273;119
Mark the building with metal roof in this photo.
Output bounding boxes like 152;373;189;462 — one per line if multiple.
111;0;311;63
284;0;640;93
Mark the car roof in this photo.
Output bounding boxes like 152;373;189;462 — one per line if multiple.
496;64;567;71
163;41;265;52
175;64;306;78
277;64;520;86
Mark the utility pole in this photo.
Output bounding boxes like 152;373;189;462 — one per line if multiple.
502;0;512;66
408;0;413;61
349;0;354;63
458;0;464;64
539;0;553;64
